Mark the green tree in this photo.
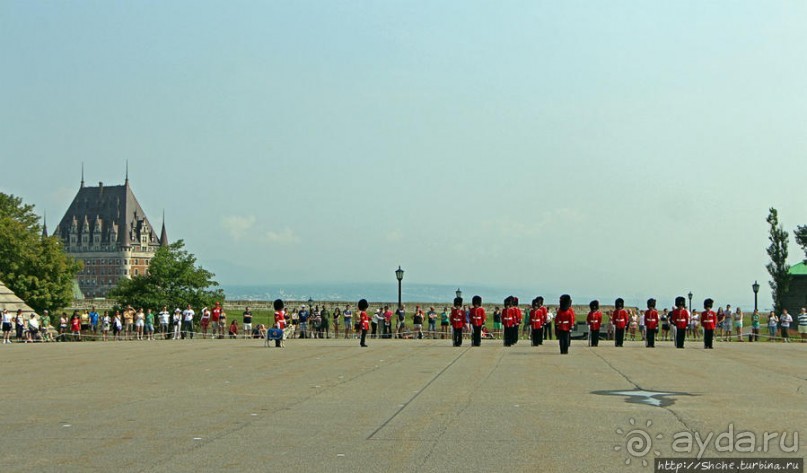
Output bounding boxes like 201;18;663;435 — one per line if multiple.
0;193;81;313
794;225;807;263
108;240;224;310
766;207;791;315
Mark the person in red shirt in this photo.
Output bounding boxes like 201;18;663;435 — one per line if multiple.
586;300;602;347
644;298;659;348
530;297;547;347
613;298;629;347
211;302;222;339
672;296;690;349
555;294;575;354
358;299;370;347
470;295;486;347
701;298;717;349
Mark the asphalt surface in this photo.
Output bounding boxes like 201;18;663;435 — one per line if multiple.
1;334;805;473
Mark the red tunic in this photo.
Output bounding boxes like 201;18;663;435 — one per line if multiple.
450;308;465;329
644;309;659;330
470;307;486;327
502;307;517;328
555;308;575;332
530;308;546;330
359;311;370;330
613;309;629;329
586;311;602;331
512;307;523;325
274;310;286;329
701;310;717;330
672;308;689;329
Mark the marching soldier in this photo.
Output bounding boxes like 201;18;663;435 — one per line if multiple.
672;296;690;349
358;299;370;347
530;298;546;347
701;298;717;349
644;299;659;348
502;296;516;347
555;294;574;354
613;298;629;347
470;295;486;347
450;297;465;347
586;300;602;347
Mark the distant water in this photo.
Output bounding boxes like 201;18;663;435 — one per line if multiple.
222;283;541;305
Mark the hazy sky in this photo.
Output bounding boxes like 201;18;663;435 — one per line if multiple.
2;1;806;309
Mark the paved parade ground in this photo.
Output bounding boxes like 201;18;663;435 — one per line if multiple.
1;337;805;473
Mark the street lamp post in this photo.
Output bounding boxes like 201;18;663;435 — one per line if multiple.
456;288;462;300
688;292;693;311
752;281;760;312
395;266;404;310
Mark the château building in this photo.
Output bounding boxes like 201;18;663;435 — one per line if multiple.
53;174;167;298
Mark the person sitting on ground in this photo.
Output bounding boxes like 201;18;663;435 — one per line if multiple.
228;319;238;339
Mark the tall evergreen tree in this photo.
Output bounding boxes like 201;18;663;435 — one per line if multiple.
766;208;791;315
0;193;81;312
794;225;807;263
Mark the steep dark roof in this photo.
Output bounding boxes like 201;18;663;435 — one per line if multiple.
55;181;160;248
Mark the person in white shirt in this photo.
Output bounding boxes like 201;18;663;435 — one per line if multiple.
158;307;171;339
2;309;12;344
182;305;195;339
172;309;182;340
798;307;807;342
779;309;793;343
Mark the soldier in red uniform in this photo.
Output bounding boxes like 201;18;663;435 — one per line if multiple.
530;298;546;347
502;296;516;347
613;298;629;347
555;294;575;354
450;297;465;347
511;297;522;345
272;299;286;348
586;300;602;347
701;298;717;349
534;297;547;345
672;296;689;349
358;299;370;347
470;295;486;347
644;298;659;348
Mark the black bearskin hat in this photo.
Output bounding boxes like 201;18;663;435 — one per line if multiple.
536;296;544;305
512;296;519;306
675;296;686;308
589;300;599;311
647;298;656;309
472;295;482;307
453;297;463;307
273;299;284;311
704;298;714;309
503;296;512;307
559;294;572;311
615;298;624;309
358;299;369;311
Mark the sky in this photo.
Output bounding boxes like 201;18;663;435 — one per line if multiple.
2;1;806;309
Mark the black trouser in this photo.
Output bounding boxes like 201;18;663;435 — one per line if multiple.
472;325;482;346
646;328;656;347
360;329;367;346
615;328;624;347
504;326;515;346
675;327;686;348
544;323;553;340
704;329;714;348
531;327;543;346
590;329;600;347
751;328;759;342
453;327;463;346
781;326;789;341
558;330;570;354
274;339;281;347
513;325;519;344
371;322;377;338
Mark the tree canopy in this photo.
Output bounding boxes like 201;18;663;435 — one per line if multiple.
107;240;224;310
0;193;81;313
